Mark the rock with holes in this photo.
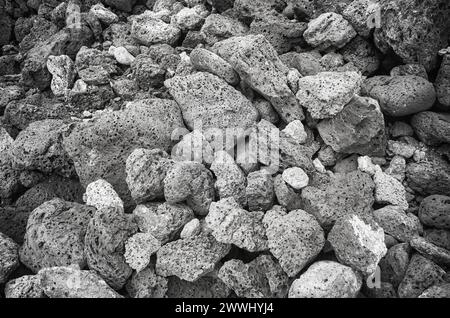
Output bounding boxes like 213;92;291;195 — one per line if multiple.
83;179;124;212
131;12;181;46
47;55;75;96
90;3;119;24
166;270;231;298
296;71;363;119
200;14;249;45
206;198;268;252
63;98;185;206
156;234;231;282
301;170;374;230
328;214;387;276
273;175;302;211
281;167;309;190
19;199;95;273
0;232;19;284
435;53;450;107
263;207;325;277
410;236;450;267
419;195;450;230
210;151;247;206
373;0;449;72
11;119;72;176
419;283;450;298
398;254;446;298
289;261;362;298
133;202;194;245
171;130;214;166
164;161;215;216
361;75;436;117
373;169;408;210
218;255;289;298
165;72;258;130
125;264;168;298
373;205;422;242
38;266;122;298
411;112;450;146
4;275;46;298
303;12;357;51
126;148;174;204
75;47;118;85
379;243;411;287
84;206;138;290
317;95;386;156
125;233;161;273
246;170;275;212
212;34;304;123
190;48;239;85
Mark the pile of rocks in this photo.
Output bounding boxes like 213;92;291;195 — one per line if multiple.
0;0;449;298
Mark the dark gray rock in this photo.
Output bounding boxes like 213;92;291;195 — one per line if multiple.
411;112;450;146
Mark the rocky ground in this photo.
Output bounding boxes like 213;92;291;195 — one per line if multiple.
0;0;449;299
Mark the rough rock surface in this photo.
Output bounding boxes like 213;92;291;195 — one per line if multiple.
317;95;386;156
296;71;362;119
301;171;375;229
39;266;122;298
206;198;268;252
289;261;362;298
328;214;387;276
213;34;304;123
20;199;95;273
263;207;325;277
156;234;231;282
0;232;19;284
84;206;138;290
373;206;422;242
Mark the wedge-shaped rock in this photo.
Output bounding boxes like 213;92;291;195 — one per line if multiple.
296;71;363;119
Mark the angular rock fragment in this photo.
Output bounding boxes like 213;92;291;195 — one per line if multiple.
206;198;268;252
84;179;124;212
84;206;138;290
410;236;450;267
166;271;230;298
125;233;161;273
133;202;194;244
213;34;304;123
379;243;411;287
156;234;231;282
200;14;249;46
263;207;325;277
164;161;215;216
47;55;75;96
289;261;362;298
131;12;181;46
190;48;239;85
210;151;247;206
296;71;362;119
301;171;374;229
218;255;289;298
317;95;386;156
273;175;302;211
303;12;357;51
126;264;168;298
63;98;185;206
328;214;387;276
165;72;258;130
0;232;19;284
19;199;95;273
126;148;174;204
4;275;46;298
373;206;422;242
398;254;446;298
39;266;122;298
373;169;408;210
246;170;275;212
